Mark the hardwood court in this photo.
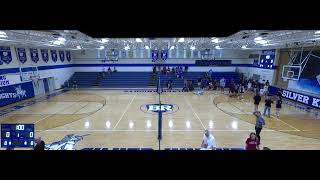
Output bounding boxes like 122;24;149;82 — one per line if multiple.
1;89;320;150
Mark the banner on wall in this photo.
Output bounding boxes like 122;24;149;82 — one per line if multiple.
41;49;49;63
152;50;158;62
269;86;320;109
161;50;168;61
59;51;65;62
0;74;21;87
30;48;39;63
16;48;27;64
51;50;57;62
66;51;71;61
0;81;35;107
0;47;12;64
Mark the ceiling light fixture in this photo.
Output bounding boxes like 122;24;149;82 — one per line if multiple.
254;37;263;41
136;38;142;43
315;31;320;34
170;46;175;50
241;45;247;49
99;46;105;50
215;45;221;49
58;37;66;42
211;38;219;43
76;45;81;49
145;45;150;49
178;38;184;42
124;45;130;50
101;38;109;43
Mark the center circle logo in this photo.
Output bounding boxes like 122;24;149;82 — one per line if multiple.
140;103;179;114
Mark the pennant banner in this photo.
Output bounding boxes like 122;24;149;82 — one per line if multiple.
30;48;39;63
66;51;71;62
152;50;158;62
17;48;27;64
51;50;57;62
0;47;12;64
161;50;168;61
59;51;65;62
41;49;49;63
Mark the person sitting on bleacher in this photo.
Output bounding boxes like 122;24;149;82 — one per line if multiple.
167;78;173;90
107;67;112;74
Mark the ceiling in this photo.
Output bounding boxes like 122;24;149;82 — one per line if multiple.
1;30;320;51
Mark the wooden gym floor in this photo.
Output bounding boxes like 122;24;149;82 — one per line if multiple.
1;89;320;150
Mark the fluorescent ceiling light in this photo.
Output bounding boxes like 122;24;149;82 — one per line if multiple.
124;45;130;50
0;31;7;38
254;37;263;41
315;31;320;34
215;45;221;49
99;46;104;50
53;40;63;45
76;45;81;49
145;45;150;49
101;38;109;43
241;45;247;49
211;38;219;43
136;38;142;43
190;46;196;50
255;40;268;44
178;38;184;42
170;46;175;50
58;37;66;42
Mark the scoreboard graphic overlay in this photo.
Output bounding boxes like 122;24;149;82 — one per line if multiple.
1;124;34;148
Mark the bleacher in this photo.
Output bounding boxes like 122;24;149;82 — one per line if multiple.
100;72;151;88
67;71;240;89
68;72;100;88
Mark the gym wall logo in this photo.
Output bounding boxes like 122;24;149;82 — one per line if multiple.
317;74;320;86
45;134;89;150
0;85;26;100
140;103;179;114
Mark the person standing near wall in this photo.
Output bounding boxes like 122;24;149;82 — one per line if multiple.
275;97;282;118
220;77;226;93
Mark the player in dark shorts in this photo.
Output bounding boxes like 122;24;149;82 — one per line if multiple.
276;97;282;118
253;93;262;111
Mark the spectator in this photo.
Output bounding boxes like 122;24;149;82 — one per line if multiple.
152;66;156;73
265;80;270;86
239;83;245;99
277;88;283;99
73;80;78;90
253;80;258;94
253;111;265;141
113;67;117;72
184;66;188;72
245;132;260;150
253;92;261;111
263;96;273;118
34;137;45;150
167;78;173;90
247;80;252;91
220;77;226;93
107;67;112;74
275;97;282;118
201;130;216;150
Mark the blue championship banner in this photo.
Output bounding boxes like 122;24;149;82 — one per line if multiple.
16;48;27;64
30;48;39;63
0;46;12;64
152;50;158;62
161;50;168;61
51;50;57;62
41;49;49;63
59;51;65;62
269;86;320;109
0;81;35;107
66;51;71;62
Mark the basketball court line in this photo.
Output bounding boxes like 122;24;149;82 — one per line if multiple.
113;94;136;130
37;129;299;132
183;95;206;130
227;101;300;131
34;95;90;124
